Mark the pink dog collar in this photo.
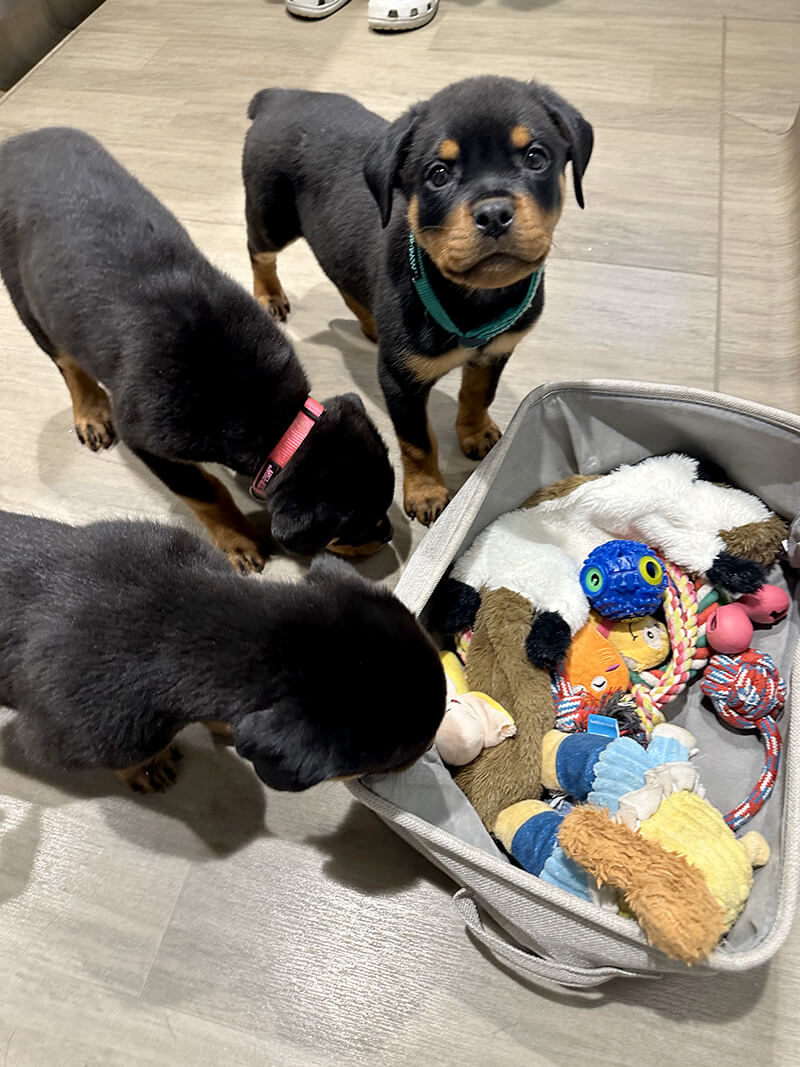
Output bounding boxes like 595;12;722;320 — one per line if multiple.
250;396;325;500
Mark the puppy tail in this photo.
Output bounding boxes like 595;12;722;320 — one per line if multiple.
247;89;280;122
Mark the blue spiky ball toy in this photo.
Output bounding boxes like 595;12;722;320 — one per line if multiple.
580;540;667;620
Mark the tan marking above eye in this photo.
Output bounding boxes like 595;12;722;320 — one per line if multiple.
438;138;460;161
510;125;531;149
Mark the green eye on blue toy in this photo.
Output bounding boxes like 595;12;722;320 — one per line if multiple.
583;566;604;594
580;540;668;620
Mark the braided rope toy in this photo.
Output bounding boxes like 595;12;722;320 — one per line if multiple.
551;672;584;733
701;650;785;830
628;560;698;731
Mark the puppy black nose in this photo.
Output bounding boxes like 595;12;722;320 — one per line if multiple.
472;198;515;238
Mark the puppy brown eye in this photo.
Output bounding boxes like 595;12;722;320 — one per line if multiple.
426;163;450;188
524;146;550;173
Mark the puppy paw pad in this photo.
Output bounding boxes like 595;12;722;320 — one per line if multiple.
458;419;502;461
119;746;182;793
404;483;452;526
226;544;267;575
75;415;116;451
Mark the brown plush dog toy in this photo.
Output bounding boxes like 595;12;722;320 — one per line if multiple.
452;588;555;827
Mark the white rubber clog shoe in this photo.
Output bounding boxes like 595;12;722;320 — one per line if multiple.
367;0;439;31
286;0;352;19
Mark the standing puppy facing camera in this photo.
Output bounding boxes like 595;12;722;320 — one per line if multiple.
243;76;592;525
0;128;395;572
0;510;446;792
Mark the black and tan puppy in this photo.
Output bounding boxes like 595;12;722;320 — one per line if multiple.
0;128;395;572
0;510;445;792
243;76;592;525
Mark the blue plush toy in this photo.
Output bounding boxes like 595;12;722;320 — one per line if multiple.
579;540;667;620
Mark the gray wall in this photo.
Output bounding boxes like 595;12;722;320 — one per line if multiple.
0;0;103;89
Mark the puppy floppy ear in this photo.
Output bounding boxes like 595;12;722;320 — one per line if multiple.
538;87;593;209
235;706;329;792
364;104;426;228
341;391;366;415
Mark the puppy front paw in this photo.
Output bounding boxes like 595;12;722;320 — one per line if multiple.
257;291;291;323
118;745;182;793
75;412;116;452
457;417;502;461
226;543;267;575
212;529;268;574
404;479;452;526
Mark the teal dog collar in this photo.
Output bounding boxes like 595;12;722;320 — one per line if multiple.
408;232;543;350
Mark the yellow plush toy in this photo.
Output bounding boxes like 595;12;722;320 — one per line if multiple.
559;797;768;963
593;612;670;672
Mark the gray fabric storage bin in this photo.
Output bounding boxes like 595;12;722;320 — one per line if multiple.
348;379;800;988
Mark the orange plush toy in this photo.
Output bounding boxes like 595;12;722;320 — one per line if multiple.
562;621;630;707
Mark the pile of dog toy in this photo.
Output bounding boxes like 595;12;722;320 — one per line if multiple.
433;453;793;964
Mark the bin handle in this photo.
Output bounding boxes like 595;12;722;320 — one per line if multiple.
453;889;660;989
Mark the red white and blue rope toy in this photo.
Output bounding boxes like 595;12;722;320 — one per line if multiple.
701;649;785;831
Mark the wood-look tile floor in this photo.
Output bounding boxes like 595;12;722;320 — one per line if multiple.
0;1;798;1064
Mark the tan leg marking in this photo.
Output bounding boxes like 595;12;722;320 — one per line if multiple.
338;289;378;342
54;353;115;451
251;251;291;322
116;744;182;793
456;363;502;461
180;469;267;574
204;720;235;744
399;428;451;526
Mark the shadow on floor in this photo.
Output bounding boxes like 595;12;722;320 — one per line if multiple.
0;722;269;867
304;798;454;896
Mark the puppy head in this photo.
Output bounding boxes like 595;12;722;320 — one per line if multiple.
364;76;593;290
268;394;395;557
234;555;447;790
